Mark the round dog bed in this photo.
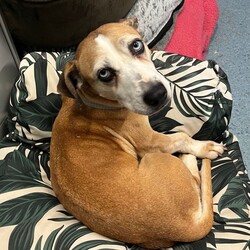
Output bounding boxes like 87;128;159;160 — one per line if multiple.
0;51;249;250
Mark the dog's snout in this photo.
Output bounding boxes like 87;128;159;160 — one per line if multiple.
143;83;167;107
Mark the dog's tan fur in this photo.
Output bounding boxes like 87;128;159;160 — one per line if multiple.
50;19;224;249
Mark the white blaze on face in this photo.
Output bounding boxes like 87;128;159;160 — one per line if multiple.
94;34;171;114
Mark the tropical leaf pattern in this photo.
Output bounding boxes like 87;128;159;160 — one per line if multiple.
0;51;249;250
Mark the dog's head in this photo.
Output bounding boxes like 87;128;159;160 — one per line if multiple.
58;18;172;115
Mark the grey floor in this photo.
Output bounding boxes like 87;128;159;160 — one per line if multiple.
207;0;250;174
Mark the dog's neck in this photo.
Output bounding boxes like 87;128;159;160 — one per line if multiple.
76;88;124;111
79;96;123;110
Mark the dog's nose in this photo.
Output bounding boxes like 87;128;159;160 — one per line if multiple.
143;83;167;107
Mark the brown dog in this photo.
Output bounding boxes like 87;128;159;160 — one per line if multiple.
50;18;224;249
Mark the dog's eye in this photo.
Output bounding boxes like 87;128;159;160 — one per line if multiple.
98;68;116;83
130;39;144;55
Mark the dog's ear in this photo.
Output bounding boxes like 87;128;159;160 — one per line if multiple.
58;60;83;98
119;17;139;30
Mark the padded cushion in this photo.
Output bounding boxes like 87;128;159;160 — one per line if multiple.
1;0;183;55
7;51;232;143
1;0;137;53
0;51;249;250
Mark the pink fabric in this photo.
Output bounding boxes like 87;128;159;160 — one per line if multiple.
164;0;219;60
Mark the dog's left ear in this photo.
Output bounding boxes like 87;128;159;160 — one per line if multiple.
119;17;139;30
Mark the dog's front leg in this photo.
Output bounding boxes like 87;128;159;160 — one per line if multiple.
113;115;224;160
146;131;224;160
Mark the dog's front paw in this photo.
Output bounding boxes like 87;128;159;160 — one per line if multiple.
192;140;225;160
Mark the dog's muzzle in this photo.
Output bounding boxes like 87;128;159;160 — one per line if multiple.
143;83;169;111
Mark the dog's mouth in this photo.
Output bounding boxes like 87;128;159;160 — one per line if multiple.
147;96;171;116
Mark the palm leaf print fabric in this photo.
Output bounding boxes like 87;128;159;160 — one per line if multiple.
0;51;249;250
